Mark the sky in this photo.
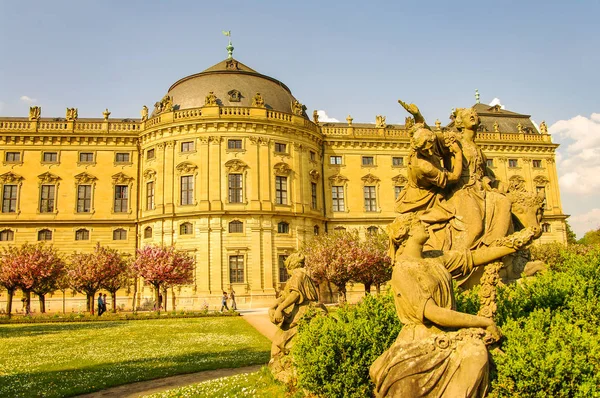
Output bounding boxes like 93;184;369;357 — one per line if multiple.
0;0;598;238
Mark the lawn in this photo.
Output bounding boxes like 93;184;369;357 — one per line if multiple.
0;317;271;398
145;367;297;398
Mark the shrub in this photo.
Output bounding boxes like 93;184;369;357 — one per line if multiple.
292;292;400;398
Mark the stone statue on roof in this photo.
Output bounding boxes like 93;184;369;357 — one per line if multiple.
205;91;218;106
539;121;548;134
28;106;41;121
66;108;78;121
141;105;148;121
291;100;305;116
252;92;265;108
376;115;387;128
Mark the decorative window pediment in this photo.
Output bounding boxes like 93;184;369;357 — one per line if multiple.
361;173;380;185
112;172;134;185
309;169;320;182
274;162;292;176
176;162;198;174
74;172;97;184
533;175;550;185
392;174;408;185
508;175;526;192
0;172;23;184
225;159;248;173
143;169;157;180
328;173;349;185
38;172;61;184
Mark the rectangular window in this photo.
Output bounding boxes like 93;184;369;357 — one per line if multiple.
228;174;243;203
2;185;17;213
75;229;89;241
275;142;287;153
486;158;494;168
114;185;128;212
115;152;130;163
147;148;155;160
5;152;20;162
332;186;345;212
228;139;243;150
508;159;518;168
181;176;194;205
364;186;377;212
309;151;316;161
229;255;244;284
146;181;155;210
77;185;92;213
40;185;55;213
279;255;289;283
330;156;342;165
311;182;317;210
275;176;288;205
532;159;542;168
229;221;243;233
42;152;58;163
362;156;374;166
392;157;404;167
181;141;194;152
394;185;404;200
80;152;94;163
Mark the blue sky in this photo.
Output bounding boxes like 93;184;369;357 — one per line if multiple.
1;1;599;237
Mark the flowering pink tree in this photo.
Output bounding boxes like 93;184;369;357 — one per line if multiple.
349;230;392;295
0;249;21;317
133;245;194;311
99;253;130;313
67;243;126;314
303;230;361;303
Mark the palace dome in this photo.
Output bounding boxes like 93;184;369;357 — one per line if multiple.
166;58;307;118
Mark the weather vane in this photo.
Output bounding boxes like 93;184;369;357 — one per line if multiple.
222;30;234;59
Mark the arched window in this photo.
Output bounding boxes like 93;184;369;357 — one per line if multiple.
542;223;551;233
0;229;14;241
229;220;243;233
38;229;52;241
367;226;379;234
144;226;152;239
113;228;127;240
277;222;289;234
180;222;193;235
75;229;89;241
313;225;319;236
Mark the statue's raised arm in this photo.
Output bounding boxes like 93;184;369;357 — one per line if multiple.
398;99;430;129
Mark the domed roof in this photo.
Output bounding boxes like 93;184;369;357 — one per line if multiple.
166;58;307;118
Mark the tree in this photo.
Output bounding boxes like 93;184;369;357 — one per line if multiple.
67;243;126;314
0;249;21;317
565;220;577;245
303;230;360;303
578;227;600;246
99;252;130;313
133;245;194;311
350;230;392;295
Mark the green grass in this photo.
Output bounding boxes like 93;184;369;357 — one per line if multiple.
145;367;299;398
0;318;271;398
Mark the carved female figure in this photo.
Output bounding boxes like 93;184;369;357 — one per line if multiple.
372;214;533;397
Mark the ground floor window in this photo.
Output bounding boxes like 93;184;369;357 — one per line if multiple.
229;255;244;283
278;254;289;283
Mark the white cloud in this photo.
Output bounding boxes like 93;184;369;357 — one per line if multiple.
488;98;505;109
551;114;600;196
569;208;600;238
317;110;339;123
20;95;37;104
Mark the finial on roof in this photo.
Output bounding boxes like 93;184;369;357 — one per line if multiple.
475;89;480;104
223;30;234;59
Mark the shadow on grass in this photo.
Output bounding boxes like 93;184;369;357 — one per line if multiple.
0;321;126;338
0;347;270;398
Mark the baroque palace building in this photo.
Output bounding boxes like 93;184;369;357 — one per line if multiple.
0;54;567;311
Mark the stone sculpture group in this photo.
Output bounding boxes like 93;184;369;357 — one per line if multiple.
268;101;545;396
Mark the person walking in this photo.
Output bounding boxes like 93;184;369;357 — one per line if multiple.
102;293;108;314
97;292;104;316
229;288;237;310
220;291;229;312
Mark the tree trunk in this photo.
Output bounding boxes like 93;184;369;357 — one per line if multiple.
154;284;160;312
375;283;381;295
62;290;66;314
338;284;347;304
364;283;372;296
111;291;117;313
327;281;334;304
24;290;31;315
6;289;14;318
132;277;138;313
87;293;94;314
162;286;168;312
38;294;46;313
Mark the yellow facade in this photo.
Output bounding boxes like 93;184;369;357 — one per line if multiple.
0;57;566;311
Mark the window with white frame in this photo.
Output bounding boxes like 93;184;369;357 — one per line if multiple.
332;186;345;212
